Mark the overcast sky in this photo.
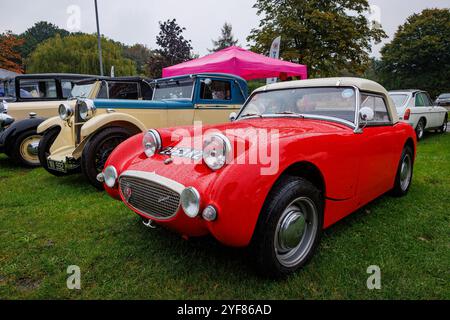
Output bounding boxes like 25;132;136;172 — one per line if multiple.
1;0;449;58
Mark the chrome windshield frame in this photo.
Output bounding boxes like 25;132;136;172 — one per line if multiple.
236;85;361;131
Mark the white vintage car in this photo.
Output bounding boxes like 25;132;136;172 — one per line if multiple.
389;90;448;140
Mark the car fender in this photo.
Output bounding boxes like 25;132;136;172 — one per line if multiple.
37;116;65;134
1;117;46;152
80;112;147;139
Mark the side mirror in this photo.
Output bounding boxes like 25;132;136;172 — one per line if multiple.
359;107;374;122
229;112;237;122
203;78;213;86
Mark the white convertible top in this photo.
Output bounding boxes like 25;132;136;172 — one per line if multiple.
254;77;399;123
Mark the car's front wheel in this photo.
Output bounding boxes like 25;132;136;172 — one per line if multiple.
81;127;133;190
415;119;426;141
10;130;42;167
251;176;323;278
38;127;72;177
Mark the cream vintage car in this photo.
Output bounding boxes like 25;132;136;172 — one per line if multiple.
1;75;153;167
0;74;95;166
37;73;248;189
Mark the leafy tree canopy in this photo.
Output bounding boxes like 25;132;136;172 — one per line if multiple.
19;21;70;60
123;43;153;76
146;19;193;78
27;34;136;76
0;31;25;73
379;8;450;98
247;0;386;77
209;22;239;52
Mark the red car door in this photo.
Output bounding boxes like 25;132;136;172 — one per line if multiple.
356;94;398;207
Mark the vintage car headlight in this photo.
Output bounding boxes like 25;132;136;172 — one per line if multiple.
104;166;118;188
79;99;96;120
143;129;162;158
181;187;201;218
59;103;74;121
203;133;232;171
0;113;14;128
0;100;8;113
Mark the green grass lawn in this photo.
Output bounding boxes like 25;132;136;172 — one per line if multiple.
0;133;449;300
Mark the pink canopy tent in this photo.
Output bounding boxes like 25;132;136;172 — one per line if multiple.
162;46;308;80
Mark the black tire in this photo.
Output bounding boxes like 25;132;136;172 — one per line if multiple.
38;127;71;177
415;118;426;141
250;176;324;278
438;115;448;134
81;127;132;190
10;129;42;167
391;145;414;197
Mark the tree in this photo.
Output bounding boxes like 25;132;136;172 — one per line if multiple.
247;0;386;77
0;31;24;73
19;21;70;60
123;43;153;75
379;9;450;98
146;19;193;78
27;34;136;76
209;22;239;52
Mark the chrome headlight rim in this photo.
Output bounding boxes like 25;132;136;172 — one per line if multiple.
0;100;8;114
104;165;118;188
202;133;232;171
181;187;201;218
142;129;162;158
59;103;74;121
79;99;96;121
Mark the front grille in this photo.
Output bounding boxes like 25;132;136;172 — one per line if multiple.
119;176;181;220
74;101;85;144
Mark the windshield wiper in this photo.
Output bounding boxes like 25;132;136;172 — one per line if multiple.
274;111;305;118
240;113;263;118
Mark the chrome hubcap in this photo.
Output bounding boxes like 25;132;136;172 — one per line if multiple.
20;135;41;164
275;197;318;268
27;141;39;156
400;154;412;191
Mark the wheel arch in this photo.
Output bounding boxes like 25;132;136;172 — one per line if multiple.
279;161;326;198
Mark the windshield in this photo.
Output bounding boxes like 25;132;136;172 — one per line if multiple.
239;87;357;123
389;94;409;108
439;94;450;99
153;79;194;100
70;83;95;98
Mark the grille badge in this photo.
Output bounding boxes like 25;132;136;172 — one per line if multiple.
123;184;132;202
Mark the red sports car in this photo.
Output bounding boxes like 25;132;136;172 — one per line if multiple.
100;78;417;277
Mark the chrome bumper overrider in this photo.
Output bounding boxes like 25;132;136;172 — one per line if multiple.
118;170;185;220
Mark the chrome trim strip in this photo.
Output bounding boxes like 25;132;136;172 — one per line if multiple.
119;170;185;194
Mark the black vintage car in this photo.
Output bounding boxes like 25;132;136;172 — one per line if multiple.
0;74;153;167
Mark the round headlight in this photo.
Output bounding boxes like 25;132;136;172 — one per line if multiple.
104;166;118;188
143;129;162;158
181;187;201;218
59;103;73;121
203;133;232;171
0;100;8;113
79;99;96;120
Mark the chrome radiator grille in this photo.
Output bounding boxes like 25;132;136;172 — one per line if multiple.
119;176;181;219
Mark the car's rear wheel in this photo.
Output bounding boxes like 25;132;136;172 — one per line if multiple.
81;127;132;190
415;119;425;141
438;115;448;134
250;176;323;278
10;130;42;167
38;127;72;177
391;145;414;197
